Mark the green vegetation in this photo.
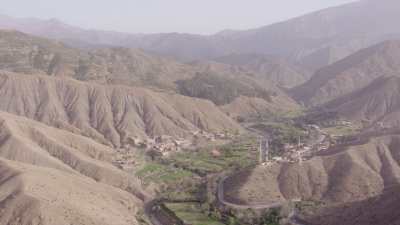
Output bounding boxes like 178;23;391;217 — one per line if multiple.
259;208;281;225
177;72;273;105
322;124;361;136
295;200;325;214
250;122;307;156
135;134;258;201
136;135;261;222
165;135;258;175
279;108;306;119
165;203;225;225
135;162;194;184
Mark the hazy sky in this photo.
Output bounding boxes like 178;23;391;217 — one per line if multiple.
1;0;358;34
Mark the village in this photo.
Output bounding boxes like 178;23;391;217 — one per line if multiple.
258;123;345;166
112;130;236;170
111;118;367;171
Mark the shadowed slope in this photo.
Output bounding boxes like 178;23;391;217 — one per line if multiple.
324;76;400;126
291;40;400;106
225;135;400;208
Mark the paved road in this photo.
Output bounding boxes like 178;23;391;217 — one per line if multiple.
217;173;309;225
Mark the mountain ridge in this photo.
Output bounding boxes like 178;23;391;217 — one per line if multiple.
2;0;400;68
291;40;400;106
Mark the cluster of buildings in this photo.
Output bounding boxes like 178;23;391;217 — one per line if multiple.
112;130;236;170
260;125;333;166
113;130;235;168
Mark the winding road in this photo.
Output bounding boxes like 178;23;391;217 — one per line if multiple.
217;173;308;225
217;174;284;210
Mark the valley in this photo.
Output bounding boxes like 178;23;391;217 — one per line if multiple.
0;1;400;225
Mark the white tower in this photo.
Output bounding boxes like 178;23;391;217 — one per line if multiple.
259;137;269;164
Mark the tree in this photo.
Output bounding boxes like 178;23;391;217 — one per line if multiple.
260;208;281;225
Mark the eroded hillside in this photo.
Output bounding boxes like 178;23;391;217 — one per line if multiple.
224;134;400;225
291;41;400;106
0;71;241;147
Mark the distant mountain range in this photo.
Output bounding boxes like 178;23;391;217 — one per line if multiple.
292;40;400;106
1;0;400;70
1;1;400;224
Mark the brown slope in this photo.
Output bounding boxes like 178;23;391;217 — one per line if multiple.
0;71;241;148
214;53;311;88
305;185;400;225
0;30;295;114
220;96;300;120
0;110;148;225
0;30;196;90
323;76;400;126
181;61;300;118
0;159;142;225
291;40;400;106
0;110;147;199
2;0;400;68
225;134;400;212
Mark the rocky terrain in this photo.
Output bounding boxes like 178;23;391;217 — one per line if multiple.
1;1;400;225
214;53;311;88
0;30;196;90
291;40;400;106
224;134;400;224
0;71;242;147
324;76;400;126
0;111;146;225
0;30;297;119
0;31;260;225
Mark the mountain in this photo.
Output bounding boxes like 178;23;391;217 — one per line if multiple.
0;30;299;121
224;134;400;225
0;30;253;225
323;76;400;126
2;0;400;69
0;30;196;90
0;110;146;225
0;71;241;147
291;40;400;106
214;53;311;88
305;185;400;225
179;60;300;119
180;61;277;105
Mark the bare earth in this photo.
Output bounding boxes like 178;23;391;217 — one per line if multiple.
225;135;400;225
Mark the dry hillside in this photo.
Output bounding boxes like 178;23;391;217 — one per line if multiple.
0;30;298;119
0;111;148;225
182;61;300;118
0;71;241;147
214;53;311;88
291;40;400;106
224;134;400;224
324;76;400;126
0;30;196;90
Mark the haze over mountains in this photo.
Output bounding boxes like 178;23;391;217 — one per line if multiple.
0;0;400;225
1;0;400;70
292;40;400;106
324;76;400;126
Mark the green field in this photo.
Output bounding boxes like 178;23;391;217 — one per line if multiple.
165;203;225;225
165;136;258;175
322;124;361;136
135;134;258;200
136;162;194;184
